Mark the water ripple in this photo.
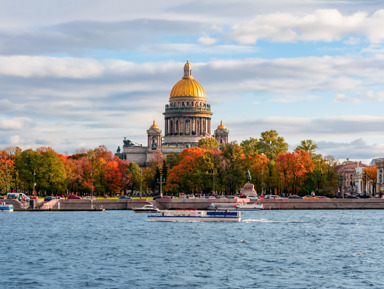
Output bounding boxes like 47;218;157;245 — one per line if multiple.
1;210;384;288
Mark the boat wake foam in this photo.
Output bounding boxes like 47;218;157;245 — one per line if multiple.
243;219;302;223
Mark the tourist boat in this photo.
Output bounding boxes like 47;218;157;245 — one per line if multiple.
236;203;263;210
148;210;241;222
133;204;158;213
0;202;14;212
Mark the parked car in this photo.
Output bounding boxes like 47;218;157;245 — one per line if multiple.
0;195;4;199
44;196;56;202
303;195;317;199
245;195;259;201
316;196;329;199
6;192;30;201
264;195;282;199
346;194;358;198
84;196;97;199
119;196;131;199
68;194;82;199
153;196;162;200
288;195;302;199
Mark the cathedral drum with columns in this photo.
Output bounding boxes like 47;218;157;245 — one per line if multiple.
116;61;229;167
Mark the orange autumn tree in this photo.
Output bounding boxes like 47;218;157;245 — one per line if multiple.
245;154;268;193
364;166;377;194
165;147;208;194
0;149;14;194
274;150;314;195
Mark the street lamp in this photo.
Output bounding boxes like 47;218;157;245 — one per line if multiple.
33;169;36;196
338;175;344;198
261;171;264;197
157;177;165;197
140;170;143;199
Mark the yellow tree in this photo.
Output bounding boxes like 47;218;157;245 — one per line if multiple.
364;166;377;195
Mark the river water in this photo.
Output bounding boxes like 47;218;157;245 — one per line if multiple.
1;210;383;289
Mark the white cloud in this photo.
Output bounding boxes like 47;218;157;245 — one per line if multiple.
0;117;33;130
228;9;384;44
0;56;103;78
9;135;21;145
333;93;361;103
198;35;217;46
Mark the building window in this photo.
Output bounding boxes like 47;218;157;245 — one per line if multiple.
196;120;200;134
186;120;190;135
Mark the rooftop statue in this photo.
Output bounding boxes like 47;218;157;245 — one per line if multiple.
123;138;134;147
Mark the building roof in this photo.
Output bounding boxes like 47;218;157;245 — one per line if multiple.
149;120;159;129
217;120;226;129
170;61;206;98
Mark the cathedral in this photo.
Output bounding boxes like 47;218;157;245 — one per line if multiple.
115;61;229;167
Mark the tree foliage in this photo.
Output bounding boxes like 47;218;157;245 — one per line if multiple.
198;137;219;150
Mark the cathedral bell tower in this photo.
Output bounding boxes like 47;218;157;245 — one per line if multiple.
147;120;162;150
214;120;229;146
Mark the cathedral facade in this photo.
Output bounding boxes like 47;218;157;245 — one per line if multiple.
116;61;229;167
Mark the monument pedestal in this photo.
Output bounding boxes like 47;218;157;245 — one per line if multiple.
242;183;257;196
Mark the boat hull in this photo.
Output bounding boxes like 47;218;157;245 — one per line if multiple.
148;216;240;222
148;210;241;222
134;209;159;213
0;205;14;212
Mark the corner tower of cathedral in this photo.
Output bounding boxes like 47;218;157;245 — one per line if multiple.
163;61;213;146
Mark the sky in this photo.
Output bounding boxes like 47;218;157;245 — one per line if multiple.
1;0;384;164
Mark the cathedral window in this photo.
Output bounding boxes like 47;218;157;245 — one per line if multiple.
196;120;200;134
186;120;190;135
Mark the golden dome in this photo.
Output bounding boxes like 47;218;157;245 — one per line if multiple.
170;61;206;98
150;120;159;129
217;120;226;129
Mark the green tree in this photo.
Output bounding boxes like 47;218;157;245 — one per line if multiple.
257;130;288;160
217;142;245;194
128;162;142;194
198;137;219;150
15;149;42;193
165;152;180;169
38;149;67;194
194;151;215;194
295;139;318;157
240;137;260;156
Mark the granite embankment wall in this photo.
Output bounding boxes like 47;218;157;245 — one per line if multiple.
258;198;384;210
56;199;151;210
10;198;384;211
